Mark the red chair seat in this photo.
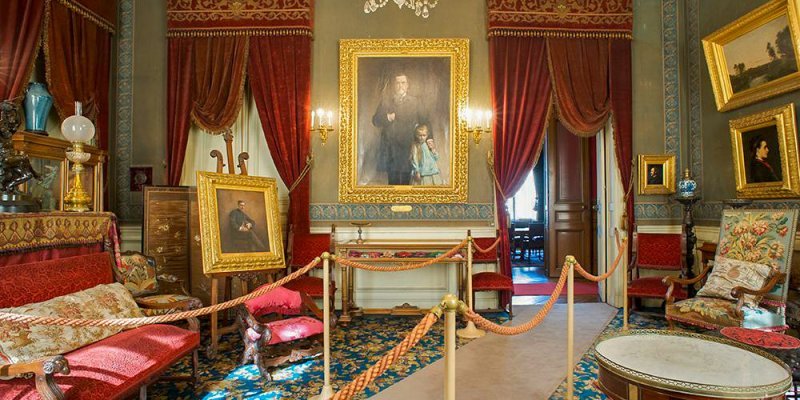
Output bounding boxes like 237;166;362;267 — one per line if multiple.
473;271;513;292
283;275;335;298
0;324;199;400
265;316;324;345
628;276;688;299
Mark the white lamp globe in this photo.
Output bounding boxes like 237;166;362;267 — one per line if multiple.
61;102;95;143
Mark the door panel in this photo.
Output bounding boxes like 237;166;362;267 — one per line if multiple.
547;120;592;277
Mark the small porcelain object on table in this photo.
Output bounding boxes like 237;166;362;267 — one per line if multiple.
677;168;697;197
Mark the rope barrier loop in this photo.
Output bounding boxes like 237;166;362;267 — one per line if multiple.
0;257;321;328
334;238;468;272
471;236;501;254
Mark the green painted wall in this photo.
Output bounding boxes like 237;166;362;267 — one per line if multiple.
699;0;800;201
309;0;493;206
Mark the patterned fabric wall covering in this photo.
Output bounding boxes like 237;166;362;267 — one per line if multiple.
310;203;494;221
58;0;116;33
167;0;312;37
0;212;115;254
487;0;633;39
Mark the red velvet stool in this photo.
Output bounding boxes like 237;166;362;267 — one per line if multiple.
472;271;514;318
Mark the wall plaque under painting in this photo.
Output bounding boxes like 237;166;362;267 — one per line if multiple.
729;103;800;199
197;172;285;274
338;38;469;203
703;0;800;111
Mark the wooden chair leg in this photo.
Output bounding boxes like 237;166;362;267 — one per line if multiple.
139;385;147;400
191;350;199;385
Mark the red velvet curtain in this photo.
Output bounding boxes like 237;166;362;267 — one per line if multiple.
46;0;112;150
191;36;248;133
166;38;194;186
610;40;634;234
249;35;312;234
490;36;552;306
0;0;45;101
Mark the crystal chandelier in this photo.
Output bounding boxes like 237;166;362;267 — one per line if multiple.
364;0;439;19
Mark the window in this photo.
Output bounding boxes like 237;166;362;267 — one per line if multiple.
506;170;537;221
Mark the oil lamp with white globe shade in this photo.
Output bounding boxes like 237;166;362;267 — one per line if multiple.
61;102;95;212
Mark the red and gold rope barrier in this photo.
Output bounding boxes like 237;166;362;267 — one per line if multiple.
471;237;501;254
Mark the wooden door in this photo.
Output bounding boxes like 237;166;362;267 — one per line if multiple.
546;120;593;277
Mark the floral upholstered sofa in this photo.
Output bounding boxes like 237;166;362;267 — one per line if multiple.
0;212;200;399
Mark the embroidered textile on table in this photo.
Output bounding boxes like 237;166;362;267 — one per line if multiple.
0;212;116;256
167;0;313;37
487;0;633;39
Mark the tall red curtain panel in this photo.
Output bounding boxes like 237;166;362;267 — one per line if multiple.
45;0;115;151
166;0;314;233
0;0;45;102
488;0;633;293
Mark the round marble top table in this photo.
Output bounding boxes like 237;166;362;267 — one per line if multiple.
594;329;792;399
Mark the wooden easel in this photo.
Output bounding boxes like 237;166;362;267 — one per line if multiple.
206;132;275;357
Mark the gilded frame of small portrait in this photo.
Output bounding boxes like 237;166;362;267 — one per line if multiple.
196;172;285;274
703;0;800;111
729;103;800;199
338;38;469;203
638;154;676;195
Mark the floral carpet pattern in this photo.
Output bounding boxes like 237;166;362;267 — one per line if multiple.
150;312;508;399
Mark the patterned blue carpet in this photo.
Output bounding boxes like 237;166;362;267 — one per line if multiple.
150;310;671;399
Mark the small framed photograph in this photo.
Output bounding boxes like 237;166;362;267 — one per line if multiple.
130;166;153;192
729;103;800;198
196;172;285;274
703;0;800;111
638;154;676;195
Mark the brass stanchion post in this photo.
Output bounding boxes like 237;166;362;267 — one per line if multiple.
457;232;485;339
442;294;459;400
310;253;334;400
566;256;575;400
622;242;629;331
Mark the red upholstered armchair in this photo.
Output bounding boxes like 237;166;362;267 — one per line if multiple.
627;228;687;311
471;231;514;318
282;225;336;324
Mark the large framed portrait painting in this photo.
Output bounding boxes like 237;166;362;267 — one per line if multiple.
197;172;285;274
338;38;469;203
703;0;800;111
729;103;800;199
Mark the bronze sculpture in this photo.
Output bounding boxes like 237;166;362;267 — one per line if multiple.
0;100;41;212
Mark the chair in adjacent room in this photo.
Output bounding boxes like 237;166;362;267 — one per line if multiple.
665;209;799;332
525;222;545;261
626;228;687;312
471;230;514;318
115;251;204;316
282;224;337;325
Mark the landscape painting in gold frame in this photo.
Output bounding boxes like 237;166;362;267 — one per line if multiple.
338;38;469;203
703;0;800;111
638;155;676;195
197;172;285;274
729;103;800;199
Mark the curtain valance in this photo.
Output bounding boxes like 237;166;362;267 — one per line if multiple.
167;0;313;37
488;0;633;39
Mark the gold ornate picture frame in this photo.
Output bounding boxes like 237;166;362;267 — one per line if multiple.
638;154;676;195
703;0;800;111
729;103;800;199
197;172;285;274
338;38;469;203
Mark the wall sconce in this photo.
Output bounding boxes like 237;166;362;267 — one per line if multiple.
311;108;334;145
462;107;492;145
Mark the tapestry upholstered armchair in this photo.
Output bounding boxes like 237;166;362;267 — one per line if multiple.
115;251;203;316
665;209;798;331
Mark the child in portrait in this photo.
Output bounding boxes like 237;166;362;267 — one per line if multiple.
409;124;443;185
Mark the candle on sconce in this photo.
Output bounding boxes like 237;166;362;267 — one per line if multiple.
311;110;316;129
484;110;492;129
326;110;333;127
465;108;473;129
316;108;324;129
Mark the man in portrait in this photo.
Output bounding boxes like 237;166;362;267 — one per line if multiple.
749;136;781;182
646;165;663;185
372;72;429;185
229;200;269;253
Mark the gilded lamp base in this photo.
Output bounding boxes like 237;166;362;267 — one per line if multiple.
63;156;91;212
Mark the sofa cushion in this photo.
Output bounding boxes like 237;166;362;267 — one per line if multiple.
0;252;114;308
115;252;158;296
0;324;199;400
0;283;143;365
696;256;772;307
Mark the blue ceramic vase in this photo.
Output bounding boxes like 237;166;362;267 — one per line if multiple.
678;168;697;197
23;82;53;134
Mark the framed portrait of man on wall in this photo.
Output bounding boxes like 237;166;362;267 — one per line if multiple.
338;38;469;203
196;172;285;274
